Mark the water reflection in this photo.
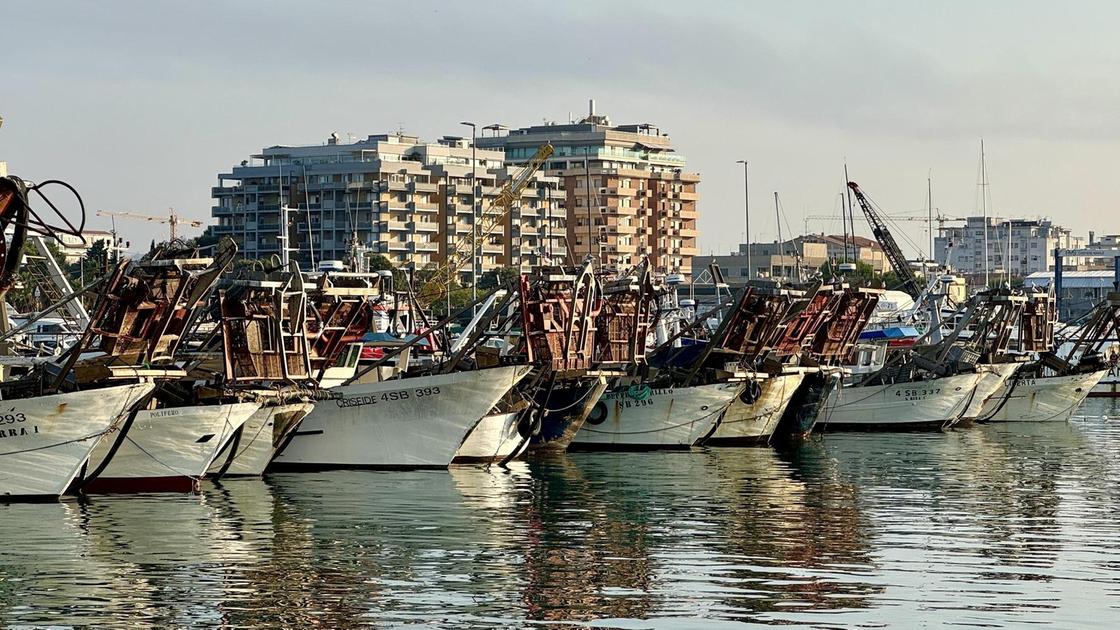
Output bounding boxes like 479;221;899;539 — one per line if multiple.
2;401;1120;627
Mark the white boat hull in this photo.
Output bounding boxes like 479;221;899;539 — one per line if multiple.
0;383;153;500
707;373;804;445
208;402;315;477
453;411;527;464
980;369;1107;423
85;401;260;493
960;363;1022;420
571;382;741;450
1089;368;1120;397
820;372;983;430
274;365;531;469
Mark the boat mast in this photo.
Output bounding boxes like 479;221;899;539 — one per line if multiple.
927;172;933;270
844;162;854;264
774;191;784;281
980;139;989;288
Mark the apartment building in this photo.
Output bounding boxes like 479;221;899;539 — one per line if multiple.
56;230;120;264
934;216;1082;278
211;133;564;282
798;234;891;273
693;234;889;285
477;103;700;277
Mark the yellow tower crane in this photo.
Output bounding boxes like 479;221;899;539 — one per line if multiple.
416;142;554;306
96;208;204;241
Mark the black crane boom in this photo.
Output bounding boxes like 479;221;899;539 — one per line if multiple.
846;181;921;298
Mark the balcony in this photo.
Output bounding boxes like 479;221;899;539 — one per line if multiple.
409;201;439;213
409;181;439;193
411;221;439;232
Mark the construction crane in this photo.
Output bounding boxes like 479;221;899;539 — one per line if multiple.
415;143;555;306
806;212;966;229
97;208;203;241
846;181;922;298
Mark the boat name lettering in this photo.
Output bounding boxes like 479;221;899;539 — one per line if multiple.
617;399;656;409
0;425;39;438
148;410;181;418
1019;379;1037;386
336;386;441;408
894;387;941;401
606;388;672;400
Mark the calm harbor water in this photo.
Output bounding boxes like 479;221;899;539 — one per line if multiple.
4;400;1120;628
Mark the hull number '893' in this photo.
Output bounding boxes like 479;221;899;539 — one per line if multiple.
336;387;442;408
894;388;941;401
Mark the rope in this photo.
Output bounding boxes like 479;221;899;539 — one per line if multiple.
539;382;600;414
111;404;242;482
220;407;272;463
973;371;1022;423
210;423;244;480
943;380;980;430
2;386;139;458
579;416;717;435
0;429;110;457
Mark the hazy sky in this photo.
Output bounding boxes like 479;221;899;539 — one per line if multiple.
4;0;1120;258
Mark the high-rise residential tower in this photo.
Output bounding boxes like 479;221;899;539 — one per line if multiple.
477;103;700;277
211;132;564;282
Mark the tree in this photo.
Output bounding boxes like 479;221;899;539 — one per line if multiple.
818;259;921;293
478;266;520;291
819;260;876;285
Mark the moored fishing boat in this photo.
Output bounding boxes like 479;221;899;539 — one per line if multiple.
819;370;984;430
453;410;528;464
207;402;316;477
273;364;531;469
517;263;618;453
706;372;803;446
768;284;881;441
528;378;609;452
0;382;154;500
979;369;1108;423
632;277;800;448
1090;366;1120;397
776;368;842;439
571;381;742;450
979;290;1118;422
958;362;1023;421
83;401;260;493
822;287;1029;431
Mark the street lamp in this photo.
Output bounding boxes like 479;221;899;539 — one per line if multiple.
736;160;751;280
460;121;478;310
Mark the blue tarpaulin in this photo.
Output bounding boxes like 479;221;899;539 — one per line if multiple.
858;326;919;341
